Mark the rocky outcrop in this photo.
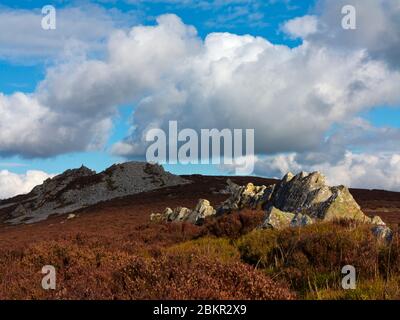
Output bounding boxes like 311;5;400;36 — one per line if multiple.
1;162;189;224
264;171;369;224
218;179;273;214
151;199;216;225
148;171;392;242
215;172;391;239
220;172;370;227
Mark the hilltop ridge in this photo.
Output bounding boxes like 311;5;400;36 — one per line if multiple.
0;162;188;224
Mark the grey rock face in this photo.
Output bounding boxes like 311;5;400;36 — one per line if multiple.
3;162;189;224
266;171;369;222
290;213;314;228
262;208;313;230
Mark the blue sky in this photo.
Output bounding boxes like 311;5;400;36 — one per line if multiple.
0;0;314;174
0;0;400;197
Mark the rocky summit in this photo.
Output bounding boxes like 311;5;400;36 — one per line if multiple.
0;162;189;224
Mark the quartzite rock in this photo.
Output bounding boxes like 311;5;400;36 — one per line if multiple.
151;199;216;225
218;180;272;214
262;207;295;230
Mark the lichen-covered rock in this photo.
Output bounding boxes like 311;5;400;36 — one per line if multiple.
169;207;192;222
267;172;367;222
371;216;386;226
150;199;216;225
163;207;174;220
259;171;371;227
219;171;368;227
320;186;369;222
218;172;392;240
290;213;313;228
150;213;164;222
217;180;270;214
188;199;216;224
369;215;392;242
151;171;393;242
262;207;295;230
372;225;393;242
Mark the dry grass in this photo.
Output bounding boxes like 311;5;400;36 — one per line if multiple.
237;219;400;299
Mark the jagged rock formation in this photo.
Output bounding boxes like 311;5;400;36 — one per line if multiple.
150;171;392;242
151;199;216;225
268;172;368;222
218;179;272;213
217;171;392;240
0;162;189;224
220;171;372;229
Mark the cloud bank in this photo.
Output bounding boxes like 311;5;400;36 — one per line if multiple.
0;170;52;199
1;0;400;193
0;4;138;63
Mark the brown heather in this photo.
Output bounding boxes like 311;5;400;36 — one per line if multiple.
0;237;294;300
238;219;400;299
0;174;400;300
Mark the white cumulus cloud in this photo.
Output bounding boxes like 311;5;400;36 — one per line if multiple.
282;15;318;38
0;170;53;199
1;1;400;191
254;151;400;192
0;4;139;63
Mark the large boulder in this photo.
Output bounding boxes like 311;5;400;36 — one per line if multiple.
262;207;295;230
150;171;392;243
